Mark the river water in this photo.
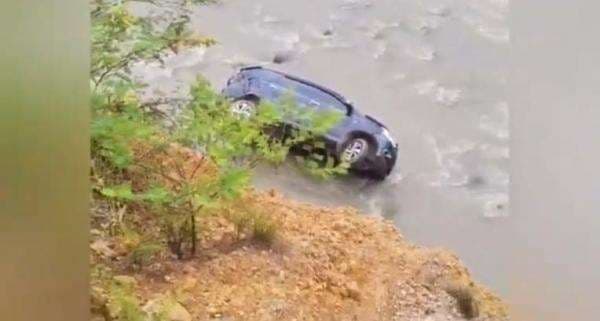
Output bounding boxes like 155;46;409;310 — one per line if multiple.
130;0;511;298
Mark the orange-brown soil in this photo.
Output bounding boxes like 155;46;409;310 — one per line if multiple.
90;145;508;321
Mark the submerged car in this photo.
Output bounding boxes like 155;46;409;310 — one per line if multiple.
221;66;398;179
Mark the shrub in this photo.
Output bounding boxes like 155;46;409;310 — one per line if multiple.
251;212;278;245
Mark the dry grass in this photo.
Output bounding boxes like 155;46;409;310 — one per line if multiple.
251;212;278;244
445;284;479;319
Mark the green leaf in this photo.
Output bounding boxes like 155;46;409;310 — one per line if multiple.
217;168;250;199
140;186;172;205
101;184;135;201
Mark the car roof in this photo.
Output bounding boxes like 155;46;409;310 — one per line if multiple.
240;66;351;105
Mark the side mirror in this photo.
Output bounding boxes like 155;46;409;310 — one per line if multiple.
346;103;353;116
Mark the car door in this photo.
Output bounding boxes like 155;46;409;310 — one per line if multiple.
259;76;290;102
252;79;313;126
291;83;352;140
293;82;326;108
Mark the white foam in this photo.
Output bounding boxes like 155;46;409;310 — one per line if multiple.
340;0;373;11
425;4;451;17
405;45;436;61
414;81;462;106
406;16;442;34
427;135;477;187
479;102;509;140
435;87;462;107
481;193;509;218
262;15;285;24
414;80;438;95
460;0;510;44
480;143;510;159
477;25;510;44
373;41;387;59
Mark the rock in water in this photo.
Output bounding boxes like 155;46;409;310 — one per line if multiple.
272;51;293;64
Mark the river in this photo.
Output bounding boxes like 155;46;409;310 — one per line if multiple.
130;0;511;299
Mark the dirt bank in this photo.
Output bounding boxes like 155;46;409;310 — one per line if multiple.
90;145;508;321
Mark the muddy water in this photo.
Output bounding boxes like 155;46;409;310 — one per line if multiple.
131;0;511;294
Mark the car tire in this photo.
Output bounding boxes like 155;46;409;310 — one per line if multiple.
230;98;257;118
369;167;389;181
340;137;370;164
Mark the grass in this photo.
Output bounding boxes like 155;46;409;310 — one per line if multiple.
223;205;279;245
251;212;278;245
445;284;479;319
225;208;254;240
130;242;162;268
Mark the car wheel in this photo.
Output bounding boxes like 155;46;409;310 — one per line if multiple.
230;99;257;118
340;137;369;164
369;167;389;181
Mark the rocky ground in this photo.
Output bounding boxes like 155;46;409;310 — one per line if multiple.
90;145;508;321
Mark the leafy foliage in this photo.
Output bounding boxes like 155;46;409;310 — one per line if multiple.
91;83;157;169
101;184;136;201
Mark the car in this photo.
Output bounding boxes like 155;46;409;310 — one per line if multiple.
221;66;398;180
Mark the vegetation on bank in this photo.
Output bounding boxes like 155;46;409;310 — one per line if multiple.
91;1;346;319
91;0;344;259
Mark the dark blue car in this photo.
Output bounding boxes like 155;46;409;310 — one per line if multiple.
221;66;398;179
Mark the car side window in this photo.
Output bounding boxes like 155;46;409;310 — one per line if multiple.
293;82;347;112
255;76;294;101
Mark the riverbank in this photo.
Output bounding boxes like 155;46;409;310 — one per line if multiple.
90;144;508;321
